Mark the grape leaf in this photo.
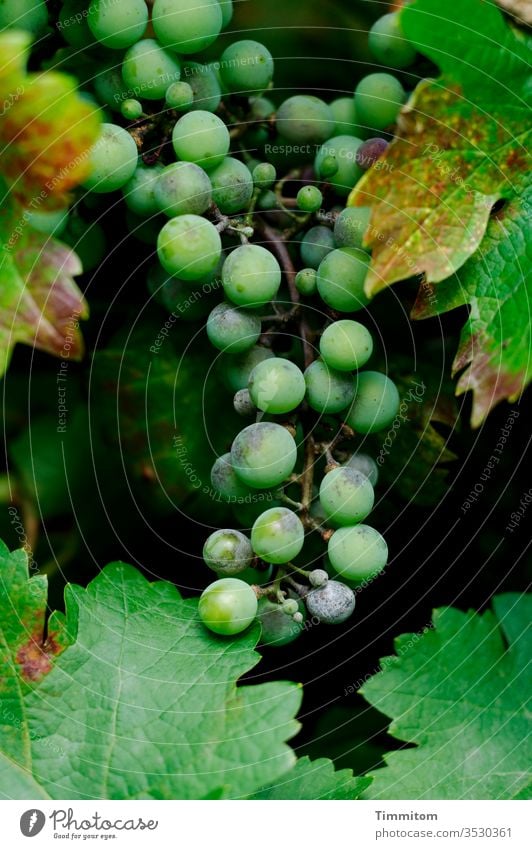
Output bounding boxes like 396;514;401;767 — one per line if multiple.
360;593;532;799
251;756;371;800
0;30;100;208
0;547;306;800
413;186;532;426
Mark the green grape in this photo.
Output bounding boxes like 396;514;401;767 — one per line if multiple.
219;0;233;28
123;163;164;217
154;161;212;217
315;135;364;197
222;346;275;392
152;0;222;54
300;225;335;269
122;38;181;101
257;597;303;647
253;162;276;189
248;358;306;414
166;81;194;110
319;155;339;179
345;371;400;433
59;1;94;47
93;62;132;113
328;524;388;584
251;507;304;564
231;422;297;489
329;97;365;137
157;214;221;281
368;12;417;69
320;319;373;371
249;96;275;120
0;0;48;33
295;267;318;296
344;452;379;487
83;123;138;193
88;0;148;49
276;96;335;145
257;190;278;211
222;245;281;309
207;302;261;353
233;495;283;529
219;40;274;93
182;62;221;112
309;569;328;588
333;207;371;250
203;529;253;575
319;466;374;527
209;157;253;214
147;263;219;320
199;578;257;636
234;389;256;417
354;73;406;132
27;208;69;237
172;110;230;171
211;453;253;501
282;599;300;615
62;217;106;273
297;185;323;212
306;580;355;624
304;360;356;414
316;247;370;312
121;98;143;120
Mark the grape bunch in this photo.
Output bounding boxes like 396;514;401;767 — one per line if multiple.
22;0;418;644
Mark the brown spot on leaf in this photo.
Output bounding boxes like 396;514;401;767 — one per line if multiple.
16;634;53;682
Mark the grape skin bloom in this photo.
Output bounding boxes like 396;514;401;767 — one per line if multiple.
251;507;305;565
304;360;356;414
345;371;400;434
203;529;254;575
157;214;222;280
207;302;261;353
319;466;374;527
248;358;306;414
328;524;388;584
231;422;297;489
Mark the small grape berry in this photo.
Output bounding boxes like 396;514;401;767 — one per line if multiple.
306;580;356;624
282;599;299;615
309;569;329;588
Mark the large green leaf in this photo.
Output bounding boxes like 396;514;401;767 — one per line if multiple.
360;594;532;799
0;546;314;800
252;756;370;800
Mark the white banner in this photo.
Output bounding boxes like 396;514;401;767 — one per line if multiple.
0;800;530;848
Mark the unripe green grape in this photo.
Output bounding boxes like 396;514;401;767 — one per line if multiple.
369;12;417;70
123;163;164;217
154;161;212;218
333;207;371;250
329;97;365;137
257;190;278;212
257;597;303;647
253;162;277;189
221;346;275;392
306;580;355;625
345;371;400;433
59;1;94;47
315;135;364;197
276;96;335;145
157;214;221;281
207;302;261;353
248;358;306;415
182;62;221;112
93;62;132;113
83;123;138;193
317;247;370;312
0;0;48;33
304;360;356;415
282;599;299;615
308;569;328;588
300;225;335;269
147;263;218;320
166;81;194;110
251;507;305;564
199;578;257;636
88;0;148;49
222;245;281;309
344;452;379;487
320;320;373;371
319;155;339;179
220;40;274;93
328;524;388;584
209;157;253;214
297;185;323;212
237;562;273;586
250;96;275;120
27;208;69;237
319;466;374;527
219;0;233;28
231;422;297;489
211;453;253;501
122;39;181;101
295;267;318;296
121;98;143;120
172;110;230;171
152;0;223;55
232;496;284;529
234;388;256;417
203;529;254;575
354;73;406;132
